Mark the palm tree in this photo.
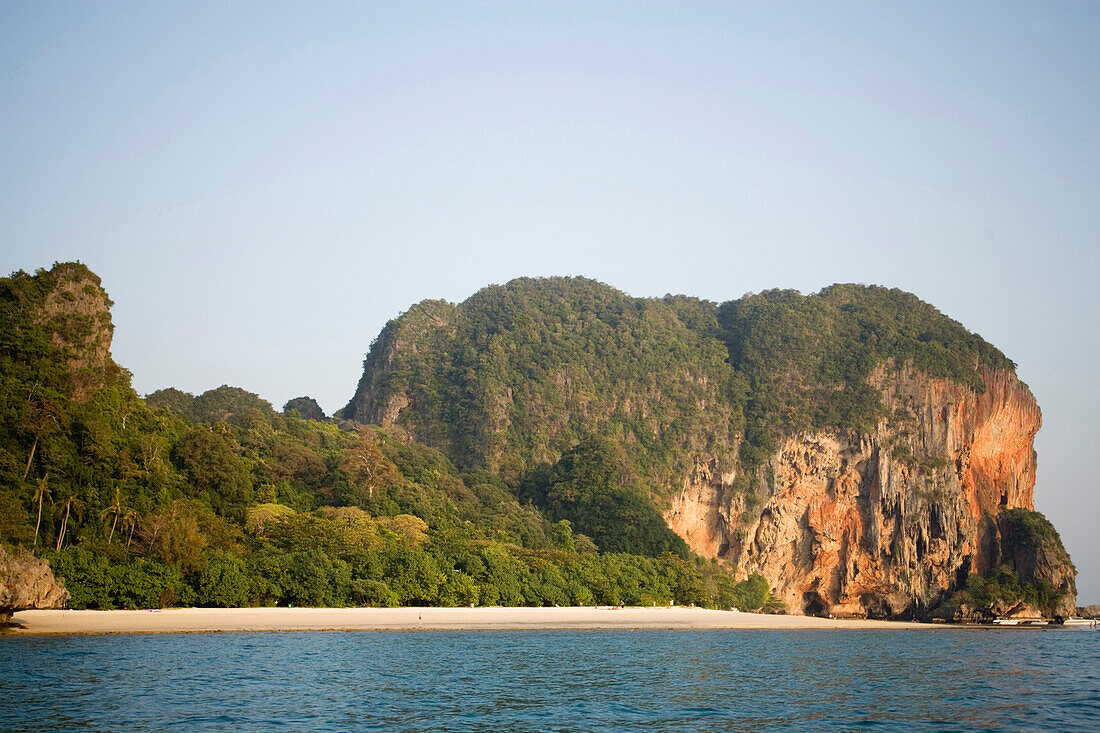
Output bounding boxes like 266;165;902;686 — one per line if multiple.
55;492;84;552
22;435;38;482
32;473;51;547
122;508;139;548
100;487;125;544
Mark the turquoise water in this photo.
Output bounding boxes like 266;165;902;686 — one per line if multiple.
2;629;1098;730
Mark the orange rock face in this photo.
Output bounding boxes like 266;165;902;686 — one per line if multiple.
664;365;1043;617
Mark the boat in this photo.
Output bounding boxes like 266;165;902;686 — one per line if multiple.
1062;618;1094;627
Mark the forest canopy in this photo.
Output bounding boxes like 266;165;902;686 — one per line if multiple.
345;276;1015;495
0;264;781;612
1;264;1022;615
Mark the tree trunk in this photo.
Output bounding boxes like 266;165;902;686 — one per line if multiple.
22;436;38;482
56;502;71;552
108;513;118;544
34;494;43;547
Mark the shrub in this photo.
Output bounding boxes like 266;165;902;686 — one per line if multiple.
195;551;249;607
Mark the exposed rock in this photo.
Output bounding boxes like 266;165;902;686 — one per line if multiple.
283;396;326;422
989;509;1077;617
930;598;1045;624
665;364;1070;619
32;262;118;401
1077;604;1100;618
344;280;1075;621
0;545;69;623
1001;601;1044;621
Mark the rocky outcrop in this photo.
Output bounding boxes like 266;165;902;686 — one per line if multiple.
27;262;117;401
665;364;1067;618
346;300;450;425
283;396;327;422
988;509;1077;617
0;545;69;623
930;599;1046;624
343;279;1074;620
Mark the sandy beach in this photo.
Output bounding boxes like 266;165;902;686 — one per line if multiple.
6;606;940;635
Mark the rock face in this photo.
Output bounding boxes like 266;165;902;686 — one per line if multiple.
665;364;1055;618
989;509;1077;618
344;280;1075;619
0;545;69;623
23;262;117;401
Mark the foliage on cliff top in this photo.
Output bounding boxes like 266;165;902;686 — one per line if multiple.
346;277;1016;485
961;566;1065;615
999;508;1074;562
998;508;1077;602
944;509;1076;618
721;284;1015;462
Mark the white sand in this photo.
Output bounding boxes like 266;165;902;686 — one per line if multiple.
8;606;937;634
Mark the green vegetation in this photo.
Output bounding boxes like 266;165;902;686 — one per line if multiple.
282;396;326;422
345;278;745;487
346;278;1015;496
0;264;1021;615
938;509;1076;618
961;566;1064;614
1;263;784;612
519;438;690;557
718;285;1014;464
998;508;1072;559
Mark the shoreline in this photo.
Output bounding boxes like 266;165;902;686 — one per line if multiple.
6;606;952;635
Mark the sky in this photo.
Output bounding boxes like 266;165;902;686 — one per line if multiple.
2;1;1097;602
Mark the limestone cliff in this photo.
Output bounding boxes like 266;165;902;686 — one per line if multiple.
0;545;69;623
665;364;1069;618
6;262;118;401
344;279;1075;619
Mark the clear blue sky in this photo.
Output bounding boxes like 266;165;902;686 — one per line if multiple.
2;1;1097;601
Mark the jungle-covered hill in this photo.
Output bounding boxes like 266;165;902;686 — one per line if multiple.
0;263;1070;618
0;263;769;611
342;275;1075;619
344;275;1014;497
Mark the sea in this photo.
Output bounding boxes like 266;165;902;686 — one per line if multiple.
2;628;1098;731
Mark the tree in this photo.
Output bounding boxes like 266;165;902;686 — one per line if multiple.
270;440;326;489
732;573;770;611
172;425;252;520
551;519;576;553
122;508;138;548
100;486;124;544
196;551;249;607
144;387;196;416
55;491;84;551
285;549;351;607
531;438;690;557
339;431;400;501
149;502;207;572
32;474;51;547
283;396;325;422
191;385;274;426
387;514;429;546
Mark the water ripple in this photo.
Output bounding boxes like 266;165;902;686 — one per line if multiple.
2;629;1098;730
